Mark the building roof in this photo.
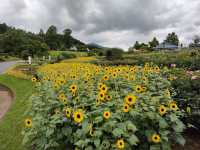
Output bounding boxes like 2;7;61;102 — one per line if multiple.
155;42;178;49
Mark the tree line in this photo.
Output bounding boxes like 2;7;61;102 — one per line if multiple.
0;23;86;58
130;32;180;51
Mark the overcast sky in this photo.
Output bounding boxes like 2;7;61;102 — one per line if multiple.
0;0;200;49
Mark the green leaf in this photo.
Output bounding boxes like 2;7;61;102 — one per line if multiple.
62;127;72;136
150;145;161;150
112;128;124;137
94;116;103;123
169;114;178;122
159;118;168;129
127;134;139;146
176;135;185;146
126;122;137;132
172;120;185;133
94;139;100;147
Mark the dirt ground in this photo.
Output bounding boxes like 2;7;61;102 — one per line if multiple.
173;128;200;150
0;85;13;120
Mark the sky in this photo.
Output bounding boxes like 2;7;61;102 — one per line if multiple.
0;0;200;50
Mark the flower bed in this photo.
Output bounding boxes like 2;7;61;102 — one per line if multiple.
23;63;185;150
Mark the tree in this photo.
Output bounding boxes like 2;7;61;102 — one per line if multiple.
149;37;159;48
165;32;179;46
63;29;72;48
134;41;141;50
45;25;60;50
0;23;8;34
38;29;45;41
106;48;123;60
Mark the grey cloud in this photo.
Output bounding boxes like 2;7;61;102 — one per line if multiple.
0;0;200;49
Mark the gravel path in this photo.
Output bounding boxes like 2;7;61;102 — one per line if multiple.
0;61;18;74
0;85;13;120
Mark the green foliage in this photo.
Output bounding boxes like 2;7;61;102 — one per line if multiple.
165;32;179;46
95;50;200;70
0;27;49;58
149;37;159;49
0;75;33;150
23;63;185;150
106;48;123;60
0;23;86;58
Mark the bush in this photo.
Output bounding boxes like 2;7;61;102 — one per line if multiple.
167;69;200;128
106;48;123;60
23;63;185;150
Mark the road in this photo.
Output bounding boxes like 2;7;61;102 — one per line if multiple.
0;61;18;74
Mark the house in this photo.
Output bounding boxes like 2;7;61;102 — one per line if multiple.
155;42;178;50
70;46;77;51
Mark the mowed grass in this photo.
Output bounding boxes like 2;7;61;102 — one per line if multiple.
0;75;33;150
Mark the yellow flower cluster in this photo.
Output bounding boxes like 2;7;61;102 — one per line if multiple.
25;62;183;149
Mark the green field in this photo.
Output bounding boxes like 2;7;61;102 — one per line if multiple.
0;75;33;150
49;50;88;57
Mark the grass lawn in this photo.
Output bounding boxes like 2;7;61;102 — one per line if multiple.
0;75;33;150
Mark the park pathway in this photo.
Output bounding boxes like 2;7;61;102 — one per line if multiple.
0;61;18;74
0;61;17;120
0;85;13;120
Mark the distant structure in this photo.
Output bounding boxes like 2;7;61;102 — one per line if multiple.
70;46;77;51
155;42;178;50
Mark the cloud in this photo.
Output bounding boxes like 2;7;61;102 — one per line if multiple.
0;0;199;49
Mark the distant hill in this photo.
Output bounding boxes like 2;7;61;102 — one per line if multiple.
87;43;106;49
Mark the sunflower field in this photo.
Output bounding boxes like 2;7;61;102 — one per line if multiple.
22;62;185;150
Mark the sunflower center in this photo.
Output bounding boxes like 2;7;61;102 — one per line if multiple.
128;98;132;101
77;114;81;118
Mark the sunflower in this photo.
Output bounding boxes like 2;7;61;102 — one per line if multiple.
151;134;161;143
98;92;105;101
53;83;60;90
70;84;77;92
112;72;117;78
165;89;171;97
103;75;109;81
73;111;84;123
186;106;191;113
135;85;143;93
96;98;101;105
130;67;136;72
116;139;125;149
125;95;137;105
65;108;71;118
123;104;129;112
58;78;66;85
159;105;167;115
98;83;103;90
154;66;160;72
170;102;178;111
103;111;111;119
31;77;37;82
100;85;108;93
58;93;66;101
106;95;112;101
25;118;32;128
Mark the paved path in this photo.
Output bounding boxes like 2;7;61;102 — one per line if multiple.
0;61;18;74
